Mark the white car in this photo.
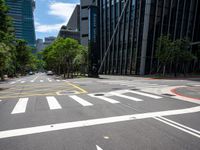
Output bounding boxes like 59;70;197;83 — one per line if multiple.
47;71;53;75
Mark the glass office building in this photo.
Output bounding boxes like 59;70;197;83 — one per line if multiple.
6;0;36;47
98;0;200;75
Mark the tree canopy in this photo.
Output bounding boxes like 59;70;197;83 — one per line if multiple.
43;38;88;78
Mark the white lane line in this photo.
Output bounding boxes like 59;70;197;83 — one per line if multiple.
20;81;25;84
47;78;52;82
40;80;44;82
0;106;200;139
11;98;29;114
0;100;2;102
46;96;62;110
88;94;120;104
110;92;143;102
155;117;200;138
31;76;39;82
159;116;200;135
10;82;16;84
126;90;162;99
56;80;60;82
69;95;93;106
96;145;103;150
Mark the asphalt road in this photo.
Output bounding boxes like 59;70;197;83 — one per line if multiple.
0;73;199;150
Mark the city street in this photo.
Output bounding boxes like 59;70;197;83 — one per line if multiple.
0;73;199;150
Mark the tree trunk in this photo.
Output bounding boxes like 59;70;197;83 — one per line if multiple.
163;65;166;76
0;70;4;81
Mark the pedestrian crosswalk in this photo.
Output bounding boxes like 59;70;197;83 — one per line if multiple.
9;79;66;84
5;89;163;115
46;96;62;110
11;98;29;114
98;80;169;89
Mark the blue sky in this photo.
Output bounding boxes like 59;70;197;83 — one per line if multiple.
34;0;80;40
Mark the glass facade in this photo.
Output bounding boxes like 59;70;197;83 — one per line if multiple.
6;0;36;47
98;0;200;75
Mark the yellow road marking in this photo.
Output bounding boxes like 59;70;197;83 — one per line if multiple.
66;82;87;94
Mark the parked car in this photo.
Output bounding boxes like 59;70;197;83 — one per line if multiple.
29;71;34;75
47;71;53;75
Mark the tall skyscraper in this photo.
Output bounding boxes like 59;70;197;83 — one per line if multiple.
5;0;36;47
97;0;200;75
80;0;96;46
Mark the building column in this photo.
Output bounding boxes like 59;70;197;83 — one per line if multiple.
139;0;151;75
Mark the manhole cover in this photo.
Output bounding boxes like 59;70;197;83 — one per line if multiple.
94;94;104;96
131;88;140;91
57;91;77;95
162;94;175;96
112;88;122;90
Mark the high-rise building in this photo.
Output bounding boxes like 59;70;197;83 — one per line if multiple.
5;0;36;47
97;0;200;75
80;0;96;46
58;5;80;43
36;39;44;53
43;36;56;47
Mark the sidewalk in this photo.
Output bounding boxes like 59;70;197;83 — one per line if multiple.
171;86;200;100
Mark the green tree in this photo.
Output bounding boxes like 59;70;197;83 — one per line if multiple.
43;38;87;78
156;35;173;75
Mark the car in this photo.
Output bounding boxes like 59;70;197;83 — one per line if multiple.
47;71;53;75
29;71;34;75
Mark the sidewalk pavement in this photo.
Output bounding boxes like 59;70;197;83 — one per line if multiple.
171;86;200;100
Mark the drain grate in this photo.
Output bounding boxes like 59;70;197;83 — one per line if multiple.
94;94;105;96
162;94;175;96
131;88;140;91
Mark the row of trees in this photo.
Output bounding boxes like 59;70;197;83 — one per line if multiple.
156;36;199;76
42;38;88;78
0;0;41;80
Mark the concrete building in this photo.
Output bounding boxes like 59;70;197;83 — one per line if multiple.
5;0;36;47
58;5;80;43
36;39;44;53
80;0;96;46
97;0;200;75
43;36;56;47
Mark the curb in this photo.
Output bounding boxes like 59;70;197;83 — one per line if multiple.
170;87;200;101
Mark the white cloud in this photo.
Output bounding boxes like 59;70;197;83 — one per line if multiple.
35;2;78;33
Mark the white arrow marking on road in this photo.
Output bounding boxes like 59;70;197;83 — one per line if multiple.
96;145;103;150
0;100;2;102
0;106;200;139
56;80;60;82
21;81;25;84
11;98;29;114
40;80;44;82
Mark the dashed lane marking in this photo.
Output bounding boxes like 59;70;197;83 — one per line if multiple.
10;82;16;85
11;98;29;114
0;106;199;139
